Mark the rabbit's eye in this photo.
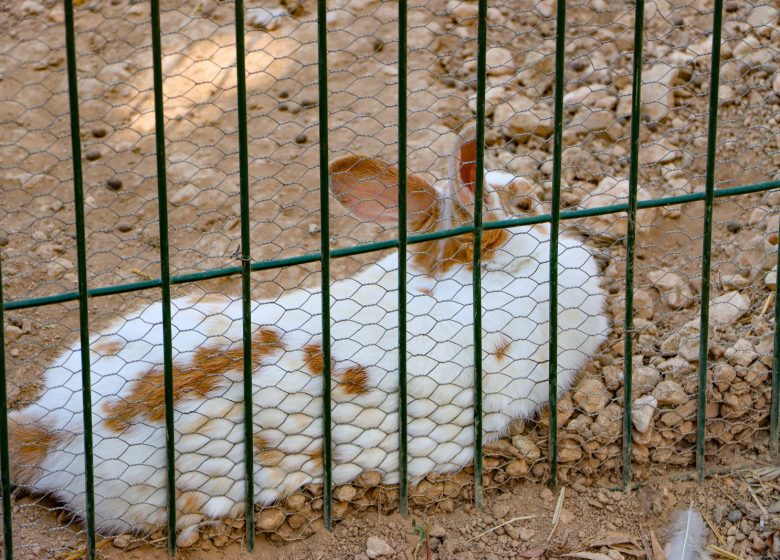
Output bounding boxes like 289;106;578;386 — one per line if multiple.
513;197;533;213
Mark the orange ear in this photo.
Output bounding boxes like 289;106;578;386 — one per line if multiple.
328;155;436;228
459;137;477;191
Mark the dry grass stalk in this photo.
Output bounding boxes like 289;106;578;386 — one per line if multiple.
547;487;566;542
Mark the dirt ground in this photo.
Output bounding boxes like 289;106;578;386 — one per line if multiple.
2;0;780;558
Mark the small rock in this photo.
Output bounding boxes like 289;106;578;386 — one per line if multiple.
246;7;286;30
112;535;131;549
4;325;23;341
519;527;536;541
633;365;661;394
257;508;285;531
295;132;307;144
354;470;381;487
21;0;44;16
106;177;123;191
366;536;394;559
631;395;657;433
573;377;611;414
648;270;693;309
559;508;575;525
653;380;687;406
494;95;553;137
91;127;107;138
85;149;101;161
725;338;758;367
747;4;778;28
430;525;447;539
712;363;737;391
117;222;133;233
728;509;743;523
486;48;514;76
641;63;678;122
171;184;199;205
492;502;511;519
506;459;529;477
766;266;777;289
511;435;541;461
710;291;750;324
333;485;357;502
447;0;478;20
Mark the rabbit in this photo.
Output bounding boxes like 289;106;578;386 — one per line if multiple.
6;123;608;543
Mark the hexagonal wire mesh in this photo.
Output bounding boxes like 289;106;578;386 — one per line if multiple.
0;0;779;557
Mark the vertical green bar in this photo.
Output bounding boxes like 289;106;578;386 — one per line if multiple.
149;0;177;553
63;2;97;558
397;0;409;518
233;0;255;547
547;0;567;491
472;0;488;511
316;0;333;532
621;0;645;488
0;232;12;559
695;0;723;484
772;210;780;461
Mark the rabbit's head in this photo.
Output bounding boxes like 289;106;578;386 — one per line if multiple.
329;123;545;277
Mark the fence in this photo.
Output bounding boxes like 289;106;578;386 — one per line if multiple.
0;0;779;558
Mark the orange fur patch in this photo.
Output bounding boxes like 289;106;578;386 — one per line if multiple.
102;327;286;432
258;449;285;467
339;365;369;395
253;433;271;451
8;415;60;485
303;343;324;375
491;335;513;362
178;491;206;515
93;339;123;356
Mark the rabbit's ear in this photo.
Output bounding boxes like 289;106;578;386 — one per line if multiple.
450;123;503;215
329;155;436;228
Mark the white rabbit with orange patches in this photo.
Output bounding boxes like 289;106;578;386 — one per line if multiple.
7;124;608;543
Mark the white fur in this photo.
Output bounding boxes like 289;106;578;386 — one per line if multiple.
11;151;608;537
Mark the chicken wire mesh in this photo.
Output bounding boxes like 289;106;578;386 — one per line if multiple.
0;0;780;557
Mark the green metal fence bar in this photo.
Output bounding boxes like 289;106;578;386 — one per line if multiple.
317;0;334;532
621;0;645;488
547;0;567;491
63;2;97;558
149;0;177;554
233;0;256;548
772;206;780;461
695;0;724;484
5;179;780;314
0;215;12;560
471;0;488;511
397;0;409;518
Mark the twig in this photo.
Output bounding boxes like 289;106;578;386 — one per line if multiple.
760;292;774;316
745;481;768;530
638;524;654;560
467;515;536;542
547;487;566;542
702;511;726;546
707;544;747;560
650;530;666;560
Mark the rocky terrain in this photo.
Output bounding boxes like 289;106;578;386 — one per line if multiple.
1;0;780;558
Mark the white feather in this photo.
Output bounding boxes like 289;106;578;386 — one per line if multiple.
663;507;711;560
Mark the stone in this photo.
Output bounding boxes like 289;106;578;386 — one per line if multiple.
354;470;381;487
112;535;131;549
634;365;661;394
573;377;611;414
246;7;286;30
257;508;285;531
85;149;101;161
558;440;582;463
106;177;122;191
632;395;657;434
639;142;681;165
641;63;678;122
710;291;750;325
648;270;693;309
774;75;780;95
4;326;23;342
519;527;536;541
492;502;511;519
633;289;655;319
21;1;44;16
659;399;696;427
511;435;541;461
333;485;357;502
176;529;199;548
725;339;758;367
766;265;777;289
366;536;394;558
582;177;655;240
653;381;687;406
506;459;529;477
713;363;737;391
493;95;553;138
447;0;478;19
728;509;743;523
486;48;514;76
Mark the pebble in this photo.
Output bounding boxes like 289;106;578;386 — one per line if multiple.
573;377;610;414
728;509;743;523
633;365;661;394
257;508;285;531
631;395;657;433
725;338;758;367
366;536;394;559
486;48;514;76
653;380;687;406
106;178;123;191
91;127;107;138
710;291;750;325
112;535;130;548
295;132;307;144
117;222;133;233
176;529;199;548
640;63;678;123
85;149;101;161
647;270;693;309
21;0;44;16
766;266;777;289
